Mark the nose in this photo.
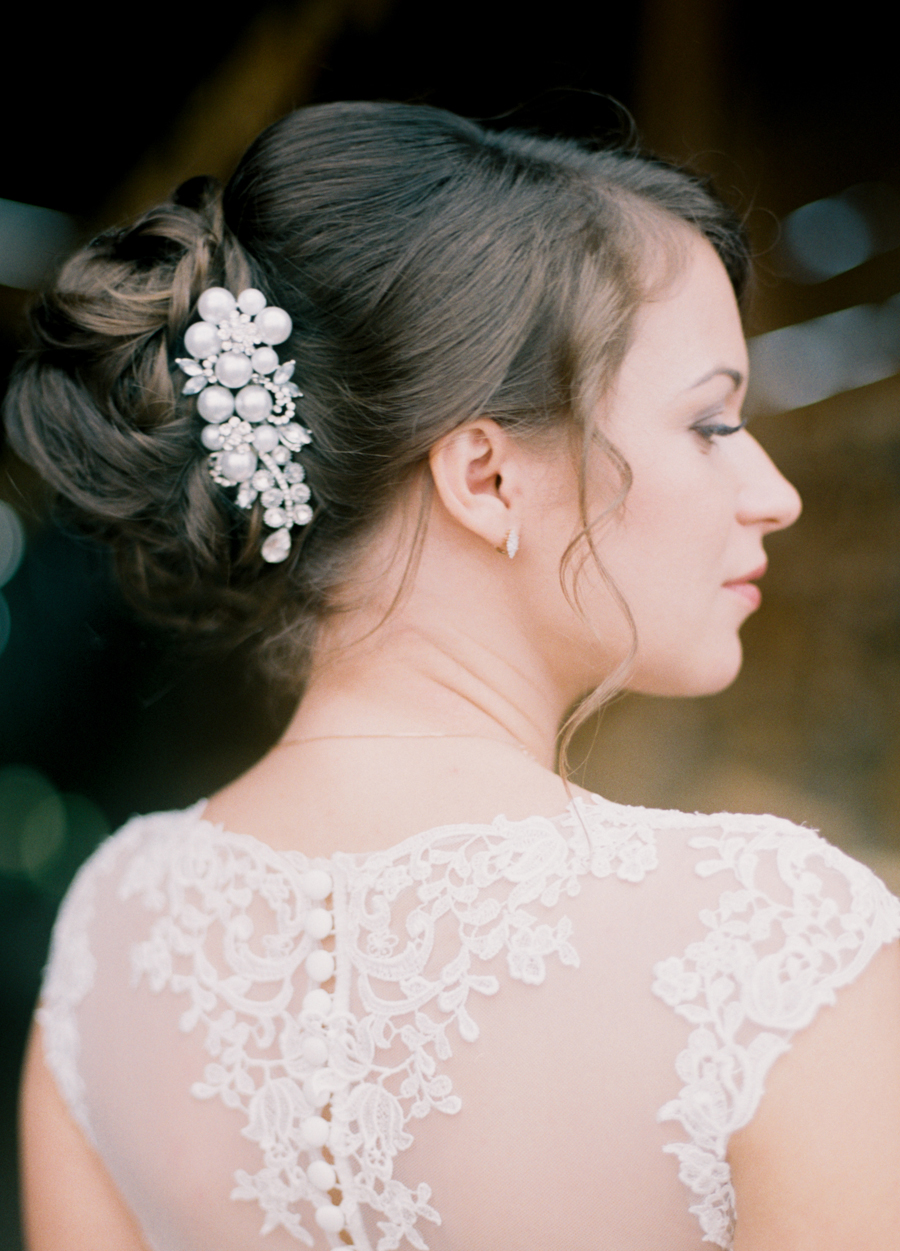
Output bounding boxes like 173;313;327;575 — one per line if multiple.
736;432;802;533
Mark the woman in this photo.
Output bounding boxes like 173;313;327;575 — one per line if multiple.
8;102;900;1251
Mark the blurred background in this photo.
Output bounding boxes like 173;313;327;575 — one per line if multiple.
2;0;900;1243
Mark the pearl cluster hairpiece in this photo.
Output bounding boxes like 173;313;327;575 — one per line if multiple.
176;287;313;564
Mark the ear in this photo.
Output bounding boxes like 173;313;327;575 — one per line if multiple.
428;419;521;550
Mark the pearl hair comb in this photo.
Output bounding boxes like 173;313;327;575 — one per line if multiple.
176;286;313;564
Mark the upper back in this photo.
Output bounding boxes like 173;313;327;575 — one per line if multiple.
37;789;900;1251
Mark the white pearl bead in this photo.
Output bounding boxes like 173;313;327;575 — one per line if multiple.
219;448;258;482
197;386;234;422
184;322;221;359
261;529;291;563
300;1116;330;1148
293;503;314;525
314;1203;344;1232
237;288;267;315
307;1160;336;1191
200;425;225;450
302;1036;329;1066
250;346;279;374
255;305;292;345
252;424;279;452
198;287;237;322
215;351;253;389
235;384;272;422
302;988;331;1016
305;907;333;940
302;870;333;901
306;949;335;983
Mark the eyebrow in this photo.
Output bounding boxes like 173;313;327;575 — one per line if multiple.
688;367;745;392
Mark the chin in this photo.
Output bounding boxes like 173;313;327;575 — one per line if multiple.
628;641;745;699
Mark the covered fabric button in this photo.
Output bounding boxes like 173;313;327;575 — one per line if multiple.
307;1159;337;1191
314;1202;344;1232
302;869;333;901
305;907;333;939
302;989;332;1017
300;1116;330;1147
306;950;335;983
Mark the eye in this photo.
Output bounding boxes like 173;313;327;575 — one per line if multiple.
692;415;748;444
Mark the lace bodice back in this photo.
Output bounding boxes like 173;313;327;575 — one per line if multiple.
39;795;900;1251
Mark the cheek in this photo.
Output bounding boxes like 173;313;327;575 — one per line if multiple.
625;464;728;559
612;484;705;582
603;481;734;651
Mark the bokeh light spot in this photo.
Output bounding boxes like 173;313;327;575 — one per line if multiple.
783;196;873;281
0;767;58;875
747;297;900;414
20;793;67;876
0;766;111;890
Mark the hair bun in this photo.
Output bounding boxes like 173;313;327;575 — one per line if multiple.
1;180;282;646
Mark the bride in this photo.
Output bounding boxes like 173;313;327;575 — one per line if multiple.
9;101;900;1251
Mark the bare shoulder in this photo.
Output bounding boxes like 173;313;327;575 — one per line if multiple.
20;1022;149;1251
729;938;900;1251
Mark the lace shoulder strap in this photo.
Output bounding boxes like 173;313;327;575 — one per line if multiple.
651;812;900;1247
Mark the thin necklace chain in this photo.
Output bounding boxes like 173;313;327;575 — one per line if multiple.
277;732;537;760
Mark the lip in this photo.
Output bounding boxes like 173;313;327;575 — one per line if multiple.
723;563;767;610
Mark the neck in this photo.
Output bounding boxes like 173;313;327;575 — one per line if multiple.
284;482;609;772
288;618;572;771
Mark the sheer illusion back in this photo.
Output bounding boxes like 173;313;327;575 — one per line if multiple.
39;793;900;1251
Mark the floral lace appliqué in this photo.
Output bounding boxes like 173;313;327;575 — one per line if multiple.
121;800;657;1250
651;814;900;1248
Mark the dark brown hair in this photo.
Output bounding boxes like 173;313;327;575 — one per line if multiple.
3;101;749;691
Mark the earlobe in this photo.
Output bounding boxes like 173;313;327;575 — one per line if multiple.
428;420;519;551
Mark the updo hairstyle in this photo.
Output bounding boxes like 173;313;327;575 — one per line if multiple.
3;101;749;685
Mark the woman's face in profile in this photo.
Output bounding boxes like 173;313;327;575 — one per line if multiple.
563;233;802;699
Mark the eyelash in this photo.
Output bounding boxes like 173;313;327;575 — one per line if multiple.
693;416;747;443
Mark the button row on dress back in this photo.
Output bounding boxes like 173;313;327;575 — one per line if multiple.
296;869;347;1240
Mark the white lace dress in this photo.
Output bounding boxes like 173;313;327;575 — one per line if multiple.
38;794;900;1251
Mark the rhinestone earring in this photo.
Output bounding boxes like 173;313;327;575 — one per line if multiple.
496;527;519;559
